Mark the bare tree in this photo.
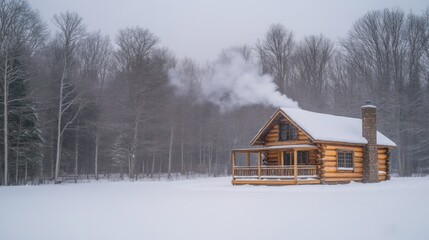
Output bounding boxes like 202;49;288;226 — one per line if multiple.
292;35;333;111
340;8;429;175
51;12;86;183
114;27;160;179
0;0;46;185
219;45;253;63
256;24;295;94
78;31;112;180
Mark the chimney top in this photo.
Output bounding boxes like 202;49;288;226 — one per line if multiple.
362;101;376;109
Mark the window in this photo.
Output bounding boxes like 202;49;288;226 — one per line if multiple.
283;151;309;165
283;151;293;165
279;123;298;141
298;151;309;165
337;151;353;169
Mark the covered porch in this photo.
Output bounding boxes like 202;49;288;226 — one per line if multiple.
231;145;320;185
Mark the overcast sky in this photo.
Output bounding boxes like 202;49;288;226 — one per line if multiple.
30;0;428;64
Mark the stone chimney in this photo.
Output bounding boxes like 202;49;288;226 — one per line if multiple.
362;102;378;183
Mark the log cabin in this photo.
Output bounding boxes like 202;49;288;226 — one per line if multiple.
231;104;396;185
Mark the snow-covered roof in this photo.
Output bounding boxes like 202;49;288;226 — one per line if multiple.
280;108;396;147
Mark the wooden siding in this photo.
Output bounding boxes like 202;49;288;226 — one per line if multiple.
263;118;311;146
319;145;391;182
319;144;364;182
378;147;389;181
265;151;279;165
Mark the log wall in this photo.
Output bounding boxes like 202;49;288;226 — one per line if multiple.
319;144;364;182
319;144;390;182
378;147;389;181
263;118;311;146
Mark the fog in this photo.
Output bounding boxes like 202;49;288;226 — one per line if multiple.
29;0;428;63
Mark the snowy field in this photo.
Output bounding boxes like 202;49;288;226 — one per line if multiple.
1;177;429;240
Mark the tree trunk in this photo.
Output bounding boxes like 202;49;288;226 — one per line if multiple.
199;124;202;167
214;148;219;177
130;111;140;180
208;145;212;176
120;162;123;180
158;157;162;180
24;158;28;184
167;126;174;180
181;125;184;175
15;154;18;185
74;125;79;183
54;57;67;183
15;118;23;185
141;159;144;179
3;53;8;186
94;129;99;180
39;154;44;184
151;152;155;179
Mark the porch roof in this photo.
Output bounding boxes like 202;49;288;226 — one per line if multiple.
232;144;317;153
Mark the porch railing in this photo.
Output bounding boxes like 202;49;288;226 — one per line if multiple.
233;165;318;179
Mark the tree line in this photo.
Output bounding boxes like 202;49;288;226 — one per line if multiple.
1;0;428;185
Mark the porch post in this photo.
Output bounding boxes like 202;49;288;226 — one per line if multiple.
232;151;236;180
257;151;261;179
246;152;250;167
294;150;298;182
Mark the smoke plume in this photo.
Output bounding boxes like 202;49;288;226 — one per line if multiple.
168;53;299;111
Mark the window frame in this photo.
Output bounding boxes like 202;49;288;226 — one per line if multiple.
282;150;309;165
337;150;354;171
278;123;298;141
283;151;293;165
298;151;309;165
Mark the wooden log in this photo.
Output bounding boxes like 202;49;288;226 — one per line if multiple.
265;141;310;146
323;156;337;161
378;160;386;165
323;177;362;182
354;162;363;168
265;137;279;142
326;146;363;152
324;172;363;178
354;168;363;173
378;166;387;171
265;136;278;140
377;149;387;154
354;152;363;157
378;154;388;160
325;150;337;156
324;161;337;167
354;157;363;163
323;167;337;173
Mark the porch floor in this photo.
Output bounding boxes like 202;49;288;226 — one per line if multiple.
232;178;321;185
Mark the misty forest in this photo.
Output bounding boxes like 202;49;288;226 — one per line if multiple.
1;0;429;186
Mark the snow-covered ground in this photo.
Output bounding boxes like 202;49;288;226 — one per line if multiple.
1;177;428;240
